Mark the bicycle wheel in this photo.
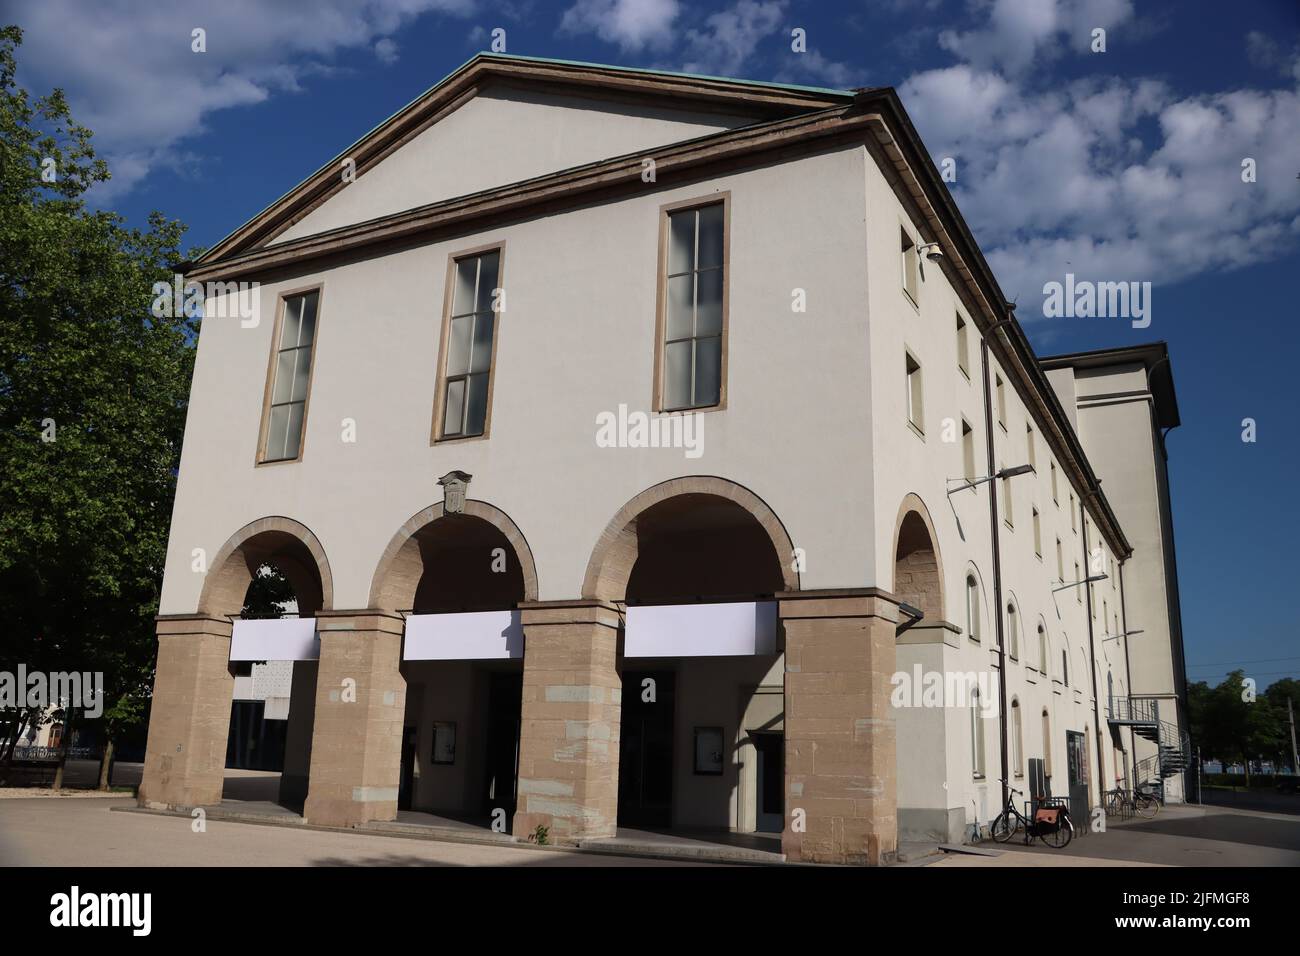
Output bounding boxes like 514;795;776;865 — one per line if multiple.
1042;818;1072;849
990;811;1021;843
1135;795;1158;819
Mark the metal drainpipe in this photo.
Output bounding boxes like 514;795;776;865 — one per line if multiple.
980;331;1010;811
1081;494;1107;819
1118;560;1139;791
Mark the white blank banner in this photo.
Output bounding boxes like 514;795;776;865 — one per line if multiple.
230;618;319;662
624;601;778;658
404;610;523;660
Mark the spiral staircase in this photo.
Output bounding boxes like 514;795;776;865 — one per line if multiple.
1109;696;1191;797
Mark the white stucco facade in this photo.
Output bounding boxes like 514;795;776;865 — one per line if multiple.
143;55;1188;858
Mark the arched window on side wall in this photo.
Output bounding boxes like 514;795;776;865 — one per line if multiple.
971;686;986;779
1038;623;1048;674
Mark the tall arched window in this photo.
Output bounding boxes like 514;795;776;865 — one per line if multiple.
1062;648;1069;687
1107;671;1115;716
1011;699;1023;778
966;574;980;642
1006;602;1019;660
971;686;986;779
1038;623;1048;674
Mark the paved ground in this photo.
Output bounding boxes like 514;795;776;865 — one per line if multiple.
928;804;1300;867
0;796;713;867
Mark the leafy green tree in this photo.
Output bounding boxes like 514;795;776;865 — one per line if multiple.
0;25;198;786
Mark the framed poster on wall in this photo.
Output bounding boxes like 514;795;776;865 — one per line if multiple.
694;726;724;775
431;722;456;765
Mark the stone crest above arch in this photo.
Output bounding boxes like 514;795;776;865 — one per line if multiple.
369;499;539;611
582;476;799;602
198;516;334;618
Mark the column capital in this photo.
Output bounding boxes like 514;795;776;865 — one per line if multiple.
518;599;623;631
154;614;233;638
776;587;900;623
313;608;405;634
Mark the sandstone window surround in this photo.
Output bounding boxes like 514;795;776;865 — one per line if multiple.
432;242;505;442
655;194;729;413
257;287;322;464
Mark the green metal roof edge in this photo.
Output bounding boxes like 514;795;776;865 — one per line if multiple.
476;51;859;99
193;52;856;265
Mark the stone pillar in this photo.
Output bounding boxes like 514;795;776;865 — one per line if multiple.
779;589;899;865
138;615;235;809
513;600;622;843
278;659;318;808
302;610;405;827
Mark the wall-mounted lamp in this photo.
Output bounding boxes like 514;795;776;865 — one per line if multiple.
1051;573;1107;594
946;463;1036;495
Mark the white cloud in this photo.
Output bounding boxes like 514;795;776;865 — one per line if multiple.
774;50;862;90
681;0;785;77
374;37;400;65
558;0;680;53
900;61;1300;310
12;0;473;200
938;0;1133;75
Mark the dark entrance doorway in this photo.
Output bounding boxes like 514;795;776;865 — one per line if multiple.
1067;730;1089;833
618;670;676;827
481;670;522;821
754;732;784;832
399;726;418;811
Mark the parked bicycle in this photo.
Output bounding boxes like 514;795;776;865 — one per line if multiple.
1132;783;1160;818
1105;787;1134;821
990;781;1074;848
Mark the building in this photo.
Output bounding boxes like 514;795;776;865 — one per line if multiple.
137;54;1188;864
1040;344;1191;803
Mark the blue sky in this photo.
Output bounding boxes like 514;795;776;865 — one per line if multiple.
11;0;1299;689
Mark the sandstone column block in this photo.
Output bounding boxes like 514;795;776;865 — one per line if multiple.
303;610;406;827
779;589;899;865
138;615;235;809
513;600;622;842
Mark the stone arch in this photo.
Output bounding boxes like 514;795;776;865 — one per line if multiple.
198;516;334;617
891;493;945;622
582;476;798;602
369;499;539;611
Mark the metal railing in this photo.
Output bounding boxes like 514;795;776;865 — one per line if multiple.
1108;696;1157;723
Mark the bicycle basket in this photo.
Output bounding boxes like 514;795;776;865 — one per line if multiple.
1033;808;1061;827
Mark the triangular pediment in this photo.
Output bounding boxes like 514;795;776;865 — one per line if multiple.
195;55;852;266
